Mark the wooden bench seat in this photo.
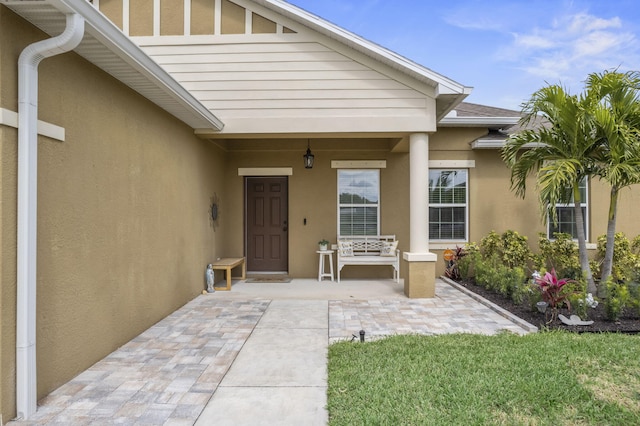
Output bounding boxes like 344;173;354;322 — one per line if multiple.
211;257;246;291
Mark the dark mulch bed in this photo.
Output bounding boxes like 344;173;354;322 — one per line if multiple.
454;279;640;333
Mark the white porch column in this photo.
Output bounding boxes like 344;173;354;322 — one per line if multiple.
402;132;437;298
409;132;429;253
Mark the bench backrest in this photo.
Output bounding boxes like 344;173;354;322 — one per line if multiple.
338;235;396;255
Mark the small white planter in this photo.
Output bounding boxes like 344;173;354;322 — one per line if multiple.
536;301;548;313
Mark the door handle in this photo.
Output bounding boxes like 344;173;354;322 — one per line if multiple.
283;220;288;232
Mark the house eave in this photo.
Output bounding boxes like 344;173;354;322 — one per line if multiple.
1;0;224;132
471;139;543;150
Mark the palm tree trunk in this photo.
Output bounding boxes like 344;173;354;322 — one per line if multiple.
573;184;596;293
600;187;619;284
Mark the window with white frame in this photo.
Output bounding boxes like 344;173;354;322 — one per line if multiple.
338;169;380;236
429;169;468;241
548;178;588;239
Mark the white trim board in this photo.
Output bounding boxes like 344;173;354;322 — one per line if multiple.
429;160;475;168
238;167;293;176
0;108;65;142
331;160;386;169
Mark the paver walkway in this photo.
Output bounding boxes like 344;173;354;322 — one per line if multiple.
195;300;328;425
8;280;534;425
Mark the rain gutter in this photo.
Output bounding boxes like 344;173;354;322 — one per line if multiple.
16;12;85;420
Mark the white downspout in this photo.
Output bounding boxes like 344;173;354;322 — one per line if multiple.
16;13;84;420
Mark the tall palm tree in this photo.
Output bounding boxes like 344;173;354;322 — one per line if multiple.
502;85;599;293
586;71;640;283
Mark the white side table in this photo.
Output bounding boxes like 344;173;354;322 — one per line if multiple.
316;250;334;282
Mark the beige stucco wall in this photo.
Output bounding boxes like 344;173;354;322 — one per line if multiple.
102;0;281;36
1;8;224;420
222;140;410;280
160;0;184;36
221;129;640;279
430;128;548;275
191;0;216;35
0;123;17;423
428;127;640;275
1;6;23;419
129;0;154;36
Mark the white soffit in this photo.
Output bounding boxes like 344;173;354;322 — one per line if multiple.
1;0;224;132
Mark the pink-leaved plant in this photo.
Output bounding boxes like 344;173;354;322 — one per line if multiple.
535;268;575;310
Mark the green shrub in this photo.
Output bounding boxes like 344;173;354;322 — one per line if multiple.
535;233;581;280
565;280;590;320
603;278;630;321
500;230;532;269
595;233;640;282
474;254;500;290
480;231;501;260
457;242;480;280
626;281;640;316
527;282;543;312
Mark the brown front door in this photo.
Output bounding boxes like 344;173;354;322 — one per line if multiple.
246;177;288;272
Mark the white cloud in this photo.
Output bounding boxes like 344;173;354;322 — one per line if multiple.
498;12;638;89
565;13;621;34
513;33;557;50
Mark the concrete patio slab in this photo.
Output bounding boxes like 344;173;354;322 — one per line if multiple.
219;327;327;387
195;387;327;426
256;299;328;329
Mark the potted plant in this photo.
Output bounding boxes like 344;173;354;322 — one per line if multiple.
318;239;330;251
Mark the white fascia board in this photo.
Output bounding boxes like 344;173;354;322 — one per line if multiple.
256;0;472;98
439;116;520;127
5;0;224;132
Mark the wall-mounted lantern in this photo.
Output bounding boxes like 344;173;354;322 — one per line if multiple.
303;140;314;169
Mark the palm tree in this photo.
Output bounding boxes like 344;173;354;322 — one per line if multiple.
502;85;599;293
586;71;640;283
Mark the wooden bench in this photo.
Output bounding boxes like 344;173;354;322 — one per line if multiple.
211;257;246;291
336;235;400;283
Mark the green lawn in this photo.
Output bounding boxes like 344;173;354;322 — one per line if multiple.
327;332;640;425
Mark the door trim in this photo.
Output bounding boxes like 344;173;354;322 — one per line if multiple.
238;167;293;176
244;176;289;273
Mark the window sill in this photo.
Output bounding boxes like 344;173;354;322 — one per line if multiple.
429;242;597;250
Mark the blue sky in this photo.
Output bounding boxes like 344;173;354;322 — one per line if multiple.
285;0;640;111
